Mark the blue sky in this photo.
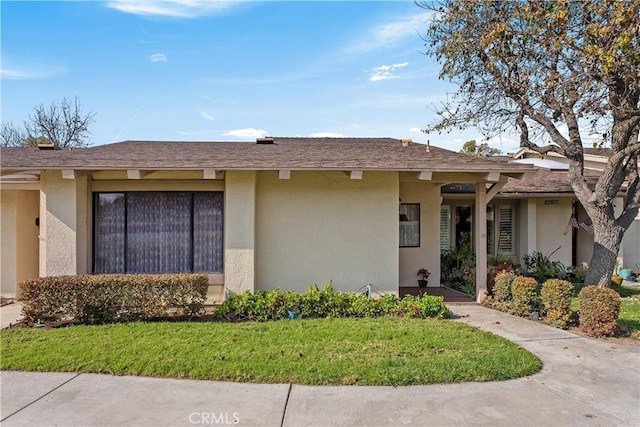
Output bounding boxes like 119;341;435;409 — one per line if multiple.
1;0;520;152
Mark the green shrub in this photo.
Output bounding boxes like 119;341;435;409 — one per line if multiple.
392;294;450;319
214;285;450;321
510;276;540;316
541;279;575;328
493;271;516;303
19;274;209;324
522;251;568;283
578;286;620;337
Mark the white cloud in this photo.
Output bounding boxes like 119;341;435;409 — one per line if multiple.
348;12;432;53
1;61;66;80
106;1;243;18
369;62;409;82
223;128;269;139
309;132;347;138
199;111;215;121
149;53;167;62
409;127;423;134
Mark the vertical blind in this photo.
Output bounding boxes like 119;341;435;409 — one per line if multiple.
440;205;450;251
94;192;223;274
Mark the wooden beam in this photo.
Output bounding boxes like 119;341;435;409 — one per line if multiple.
483;172;501;182
203;169;223;180
417;171;433;181
486;177;508;201
345;171;363;180
278;170;291;180
126;170;154;180
61;170;91;180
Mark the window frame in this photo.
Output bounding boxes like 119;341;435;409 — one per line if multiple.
399;203;421;248
92;191;224;274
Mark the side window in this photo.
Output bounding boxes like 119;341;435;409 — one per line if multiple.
497;206;515;256
440;205;451;251
399;203;420;247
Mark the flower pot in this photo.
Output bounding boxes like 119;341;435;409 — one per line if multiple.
418;279;428;288
619;269;633;280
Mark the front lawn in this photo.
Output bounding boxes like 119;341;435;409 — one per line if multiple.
0;317;541;385
618;287;640;339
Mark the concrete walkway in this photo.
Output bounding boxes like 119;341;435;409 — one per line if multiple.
0;302;23;329
1;305;639;426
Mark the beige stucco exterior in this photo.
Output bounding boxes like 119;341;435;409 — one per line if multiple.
256;171;400;294
399;181;442;288
533;198;573;265
1;190;40;297
224;171;257;293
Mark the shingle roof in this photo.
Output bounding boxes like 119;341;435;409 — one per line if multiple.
442;168;602;195
0;137;534;174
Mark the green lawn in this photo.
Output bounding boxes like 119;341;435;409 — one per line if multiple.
0;317;541;385
618;287;640;339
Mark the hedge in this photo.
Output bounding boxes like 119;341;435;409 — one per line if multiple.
19;273;209;324
213;284;451;322
578;285;620;337
541;279;575;328
510;276;540;316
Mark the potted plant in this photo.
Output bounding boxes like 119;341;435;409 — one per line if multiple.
417;268;430;288
619;267;633;280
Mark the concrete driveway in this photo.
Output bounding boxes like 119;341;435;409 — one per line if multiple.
1;305;639;426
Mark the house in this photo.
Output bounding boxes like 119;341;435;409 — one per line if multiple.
1;137;536;303
508;148;639;270
2;137;634;303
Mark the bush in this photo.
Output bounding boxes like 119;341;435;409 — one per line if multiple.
522;251;567;283
19;274;209;324
214;284;450;322
541;279;575;328
578;286;620;337
493;271;516;303
510;276;540;316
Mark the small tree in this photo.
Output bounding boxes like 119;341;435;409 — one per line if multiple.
0;122;26;147
1;97;95;149
421;0;640;287
460;139;502;157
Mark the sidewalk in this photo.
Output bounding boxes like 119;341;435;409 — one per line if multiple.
0;302;23;329
1;305;639;426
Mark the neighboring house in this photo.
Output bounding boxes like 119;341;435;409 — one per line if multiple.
0;137;534;302
509;148;639;270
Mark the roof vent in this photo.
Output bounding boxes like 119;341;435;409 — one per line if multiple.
401;138;412;147
256;137;274;144
37;143;55;150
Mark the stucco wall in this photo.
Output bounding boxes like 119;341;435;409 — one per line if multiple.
255;171;399;294
225;171;256;293
1;190;39;297
1;191;17;297
535;198;573;265
39;171;79;277
623;215;640;269
399;182;442;287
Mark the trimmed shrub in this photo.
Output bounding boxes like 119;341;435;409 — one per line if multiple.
493;271;516;303
214;284;450;322
578;285;620;337
510;276;540;316
19;274;209;324
541;279;575;328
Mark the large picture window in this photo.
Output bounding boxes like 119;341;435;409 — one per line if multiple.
94;192;223;274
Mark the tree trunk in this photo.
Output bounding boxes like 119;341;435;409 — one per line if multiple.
584;224;625;287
